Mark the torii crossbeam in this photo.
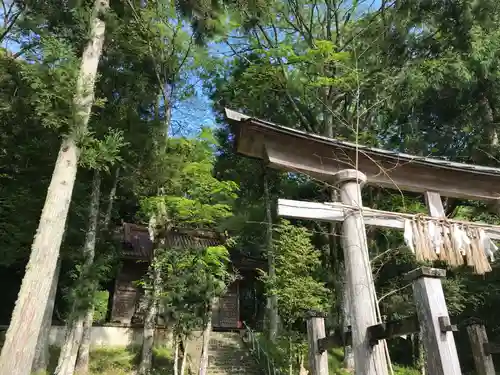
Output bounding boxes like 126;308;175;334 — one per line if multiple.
278;199;500;240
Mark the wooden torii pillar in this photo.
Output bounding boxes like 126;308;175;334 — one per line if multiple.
290;171;464;375
333;169;389;375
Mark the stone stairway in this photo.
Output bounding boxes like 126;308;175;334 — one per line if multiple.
206;332;261;375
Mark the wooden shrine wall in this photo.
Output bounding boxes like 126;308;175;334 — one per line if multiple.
212;281;240;330
110;260;148;324
110;260;241;329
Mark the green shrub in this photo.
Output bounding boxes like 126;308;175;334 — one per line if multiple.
328;347;344;371
393;365;421;375
152;345;174;374
332;369;352;375
89;346;139;374
93;290;109;323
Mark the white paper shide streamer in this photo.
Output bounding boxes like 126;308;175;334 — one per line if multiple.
403;218;496;275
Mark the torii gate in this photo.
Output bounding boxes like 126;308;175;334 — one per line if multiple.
225;108;500;375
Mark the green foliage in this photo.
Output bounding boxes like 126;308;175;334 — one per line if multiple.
79;129;128;171
89;347;138;374
93;290;109;323
18;36;80;131
139;127;238;228
87;346;173;375
256;221;329;373
62;248;115;321
137;126;239;338
328;348;345;373
261;220;330;327
0;52;67;266
154;245;234;336
393;367;421;375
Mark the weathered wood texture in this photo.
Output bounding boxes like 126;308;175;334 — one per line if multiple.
406;267;462;375
122;223;223;260
306;314;329;375
31;257;61;374
227;108;500;201
277;199;500;239
484;342;500;355
424;191;446;218
342;284;354;370
111;261;149;324
334;170;388;375
367;316;420;344
422;192;462;374
212;282;240;329
466;324;496;375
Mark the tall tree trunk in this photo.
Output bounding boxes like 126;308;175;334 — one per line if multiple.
263;168;278;342
55;171;102;375
199;305;213;375
0;0;107;372
102;167;120;229
75;167;120;375
139;288;156;374
181;339;189;375
56;320;85;375
33;225;69;374
173;336;180;375
139;243;162;374
31;258;62;374
74;309;93;375
0;137;79;375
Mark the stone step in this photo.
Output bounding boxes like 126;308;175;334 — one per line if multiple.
203;332;261;375
208;361;257;367
208;361;255;368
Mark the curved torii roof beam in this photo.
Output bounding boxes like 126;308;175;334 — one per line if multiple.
225;108;500;201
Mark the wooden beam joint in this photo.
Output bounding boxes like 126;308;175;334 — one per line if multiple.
318;315;459;350
438;316;458;333
483;342;500;356
318;329;352;353
405;267;447;281
367;316;420;345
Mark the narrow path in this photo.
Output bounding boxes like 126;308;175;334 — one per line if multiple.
207;332;260;375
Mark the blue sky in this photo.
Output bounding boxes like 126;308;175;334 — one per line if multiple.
2;37;217;138
169;39;236;137
170;95;216;136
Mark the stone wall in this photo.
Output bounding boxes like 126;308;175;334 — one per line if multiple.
48;324;176;348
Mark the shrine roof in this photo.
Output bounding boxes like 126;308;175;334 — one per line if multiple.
121;223;264;270
122;223;223;260
225;108;500;201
